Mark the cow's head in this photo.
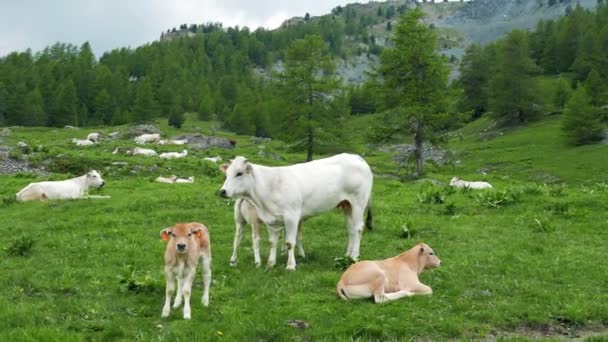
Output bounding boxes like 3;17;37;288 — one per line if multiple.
218;156;252;198
418;243;441;269
449;177;460;185
86;170;105;188
161;223;203;254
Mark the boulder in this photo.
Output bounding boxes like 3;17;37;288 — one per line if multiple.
125;124;162;138
172;134;235;150
0;128;11;136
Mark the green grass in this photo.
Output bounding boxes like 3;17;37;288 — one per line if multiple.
1;115;607;340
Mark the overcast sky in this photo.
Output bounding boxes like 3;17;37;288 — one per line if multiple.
0;0;378;58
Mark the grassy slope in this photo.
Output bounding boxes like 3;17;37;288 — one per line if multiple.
1;116;607;341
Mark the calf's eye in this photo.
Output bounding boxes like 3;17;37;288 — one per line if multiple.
429;252;434;255
236;172;243;177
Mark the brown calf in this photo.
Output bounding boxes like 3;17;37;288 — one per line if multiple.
337;242;440;303
161;222;212;319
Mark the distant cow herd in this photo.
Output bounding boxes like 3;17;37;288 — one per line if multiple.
13;133;497;319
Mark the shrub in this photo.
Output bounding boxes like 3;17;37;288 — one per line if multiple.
545;202;573;217
548;184;567;197
47;155;104;175
521;183;547;196
532;217;555;233
5;236;35;256
118;266;160;294
334;256;357;271
475;189;521;208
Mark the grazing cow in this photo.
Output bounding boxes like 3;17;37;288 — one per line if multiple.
72;138;95;146
112;147;132;155
16;170;106;202
156;175;178;183
134;133;161;144
132;147;158;157
203;156;222;163
161;222;212;320
219;153;373;270
336;243;441;303
159;150;188;160
87;132;101;142
230;198;305;268
175;176;195;183
449;177;493;189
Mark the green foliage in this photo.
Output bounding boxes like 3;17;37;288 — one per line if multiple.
459;44;490;119
118;266;160;294
23;88;47;126
373;8;449;176
5;236;35;257
333;256;357;271
488;30;540;124
47;155;104;175
584;69;606;106
50;79;78;127
475;189;521;208
562;85;604;145
553;77;572;110
131;80;157;123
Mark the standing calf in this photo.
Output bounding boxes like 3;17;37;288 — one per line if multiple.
161;222;212;319
337;243;440;303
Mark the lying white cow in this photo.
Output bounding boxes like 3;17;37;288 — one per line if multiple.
160;150;188;160
337;242;440;303
159;139;188;145
175;176;195;183
132;147;158;157
156;175;178;183
87;132;101;142
219;153;373;270
449;177;493;189
203;156;222;163
230;198;305;268
16;170;106;202
72;138;95;146
134;133;161;144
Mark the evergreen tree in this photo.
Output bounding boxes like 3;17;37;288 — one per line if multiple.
93;88;114;125
373;8;448;176
488;30;540;124
553;77;572;110
131;80;157;123
168;94;185;128
562;85;604;145
50;79;78;127
198;92;215;121
23;88;47;126
459;44;490;119
0;82;7;124
278;34;341;162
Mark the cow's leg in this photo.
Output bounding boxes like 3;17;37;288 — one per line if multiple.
284;217;299;271
267;226;280;268
345;205;365;259
252;220;262;267
173;276;183;308
201;254;212;306
374;289;414;303
230;216;245;267
162;269;175;318
182;268;196;319
409;282;433;295
296;221;305;258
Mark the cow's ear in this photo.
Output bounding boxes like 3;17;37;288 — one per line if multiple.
193;228;203;239
419;246;425;254
160;228;172;242
219;164;229;173
245;163;252;173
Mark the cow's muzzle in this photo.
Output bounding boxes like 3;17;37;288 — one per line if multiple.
100;181;106;188
218;189;228;198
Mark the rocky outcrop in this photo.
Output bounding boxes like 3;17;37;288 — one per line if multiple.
172;134;235;150
125;124;162;138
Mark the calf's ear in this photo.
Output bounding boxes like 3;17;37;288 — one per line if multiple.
160;228;172;242
419;246;425;254
245;163;252;173
219;164;229;173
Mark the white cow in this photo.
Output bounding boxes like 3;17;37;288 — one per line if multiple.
160;150;188;160
159;139;188;145
203;156;222;163
16;170;106;202
230;198;305;268
134;133;161;144
449;177;493;189
132;147;158;157
72;138;95;146
156;175;178;183
219;153;373;270
87;132;101;142
175;176;195;183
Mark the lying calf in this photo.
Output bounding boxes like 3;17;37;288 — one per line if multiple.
450;177;493;189
161;222;212;319
337;242;440;303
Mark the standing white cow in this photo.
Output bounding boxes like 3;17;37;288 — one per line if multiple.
87;132;101;142
16;170;106;202
219;153;373;270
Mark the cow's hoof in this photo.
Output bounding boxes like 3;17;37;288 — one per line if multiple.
285;265;296;271
229;260;237;267
255;262;262;268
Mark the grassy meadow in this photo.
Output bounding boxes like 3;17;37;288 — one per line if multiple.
1;116;607;341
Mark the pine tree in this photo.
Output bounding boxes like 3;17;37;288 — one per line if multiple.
373;8;448;176
168;94;185;128
278;34;341;162
50;79;78;127
197;93;215;121
93;88;114;125
0;82;7;125
553;77;572;110
459;44;490;119
131;80;157;123
562;85;604;145
488;30;540;124
584;68;605;106
23;88;47;126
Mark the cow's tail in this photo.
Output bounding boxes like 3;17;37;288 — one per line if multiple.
365;197;373;230
337;281;349;301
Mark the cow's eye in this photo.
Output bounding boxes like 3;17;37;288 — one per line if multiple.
236;172;243;177
429;252;434;255
188;233;192;237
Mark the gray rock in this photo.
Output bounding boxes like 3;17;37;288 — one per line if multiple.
173;134;235;150
380;143;452;166
125;124;162;138
17;141;31;154
64;125;79;129
257;150;284;161
0;128;11;136
250;136;272;144
108;131;120;139
0;149;47;175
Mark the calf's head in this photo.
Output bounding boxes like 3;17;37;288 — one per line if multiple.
86;170;105;188
218;156;252;198
449;177;460;186
161;223;203;254
418;243;441;269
